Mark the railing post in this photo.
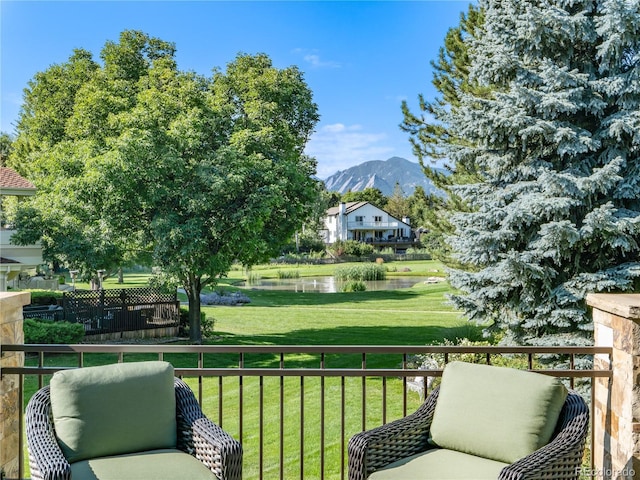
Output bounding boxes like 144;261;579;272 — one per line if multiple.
0;291;30;480
587;293;640;480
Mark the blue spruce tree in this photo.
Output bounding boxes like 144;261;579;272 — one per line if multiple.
445;0;640;345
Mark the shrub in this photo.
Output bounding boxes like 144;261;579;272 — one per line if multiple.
24;318;85;344
407;337;544;393
201;314;215;338
341;280;367;292
405;247;431;255
330;240;374;258
179;307;214;338
334;263;386;281
27;290;64;306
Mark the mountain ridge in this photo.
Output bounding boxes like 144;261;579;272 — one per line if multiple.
324;156;437;196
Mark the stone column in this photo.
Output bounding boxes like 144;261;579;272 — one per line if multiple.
587;293;640;480
0;291;30;480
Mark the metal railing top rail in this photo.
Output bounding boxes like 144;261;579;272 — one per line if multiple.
2;343;614;354
3;344;613;380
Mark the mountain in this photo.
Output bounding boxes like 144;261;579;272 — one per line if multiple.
323;157;439;196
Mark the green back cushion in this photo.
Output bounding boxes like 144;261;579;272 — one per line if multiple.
50;361;177;463
429;361;568;464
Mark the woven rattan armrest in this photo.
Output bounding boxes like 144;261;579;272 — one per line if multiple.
348;387;440;480
498;391;589;480
25;386;72;480
175;378;242;480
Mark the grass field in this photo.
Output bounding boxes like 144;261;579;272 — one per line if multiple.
68;259;446;289
24;260;480;478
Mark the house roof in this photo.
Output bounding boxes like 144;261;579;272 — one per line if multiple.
326;201;369;216
0;257;20;264
0;167;36;196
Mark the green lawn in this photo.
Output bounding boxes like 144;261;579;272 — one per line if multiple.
67;259;446;290
206;282;462;347
25;260;476;479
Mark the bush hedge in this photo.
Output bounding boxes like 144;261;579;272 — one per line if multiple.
24;318;85;344
26;289;64;306
330;240;375;258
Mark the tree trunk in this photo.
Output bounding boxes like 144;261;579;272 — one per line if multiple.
118;267;124;284
186;274;202;344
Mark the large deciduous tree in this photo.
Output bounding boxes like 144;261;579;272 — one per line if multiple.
11;31;320;342
439;0;640;345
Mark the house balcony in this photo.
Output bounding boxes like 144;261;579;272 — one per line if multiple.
347;221;400;230
0;343;617;480
1;292;638;480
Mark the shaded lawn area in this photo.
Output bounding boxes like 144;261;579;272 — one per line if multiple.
25;282;466;370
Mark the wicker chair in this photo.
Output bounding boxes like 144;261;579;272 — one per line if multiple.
26;377;242;480
348;386;589;480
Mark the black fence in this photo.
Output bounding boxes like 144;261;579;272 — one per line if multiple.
23;305;65;321
62;287;180;335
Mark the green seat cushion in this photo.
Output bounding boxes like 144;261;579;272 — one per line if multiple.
369;448;508;480
70;449;216;480
429;361;568;464
50;361;177;463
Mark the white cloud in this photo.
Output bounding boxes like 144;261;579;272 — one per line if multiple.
305;123;395;179
293;48;340;69
303;54;341;69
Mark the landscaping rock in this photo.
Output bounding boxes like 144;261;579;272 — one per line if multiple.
200;291;251;306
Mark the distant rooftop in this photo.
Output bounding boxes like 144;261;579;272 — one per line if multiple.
0;257;20;264
0;167;36;195
326;201;369;216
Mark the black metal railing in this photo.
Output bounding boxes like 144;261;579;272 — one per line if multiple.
3;344;612;480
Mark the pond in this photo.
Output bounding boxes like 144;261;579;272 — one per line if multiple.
240;275;441;293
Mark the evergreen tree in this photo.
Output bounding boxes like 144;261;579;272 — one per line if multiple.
444;0;640;345
385;182;409;219
341;188;388;209
401;4;486;266
0;132;13;167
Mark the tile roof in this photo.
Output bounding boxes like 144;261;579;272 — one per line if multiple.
0;167;36;192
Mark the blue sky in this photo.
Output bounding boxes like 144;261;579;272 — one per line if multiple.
1;1;473;178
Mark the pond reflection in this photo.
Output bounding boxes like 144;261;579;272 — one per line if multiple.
240;276;437;293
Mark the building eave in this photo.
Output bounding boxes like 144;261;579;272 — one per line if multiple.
0;187;36;196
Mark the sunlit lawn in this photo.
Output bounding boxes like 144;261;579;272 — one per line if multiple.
67;259;446;290
25;260;472;478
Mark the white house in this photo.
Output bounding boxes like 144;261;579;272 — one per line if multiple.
322;201;413;246
0;167;44;291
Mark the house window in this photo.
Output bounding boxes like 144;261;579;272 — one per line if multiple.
355;216;364;223
374;216;382;223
